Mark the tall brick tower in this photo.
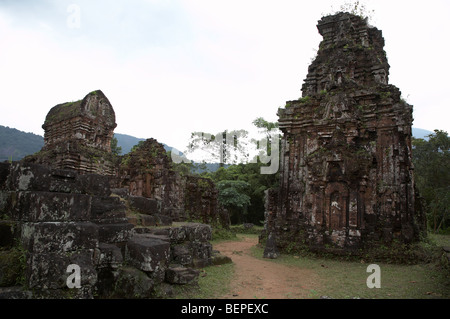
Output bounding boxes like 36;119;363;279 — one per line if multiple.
264;12;426;255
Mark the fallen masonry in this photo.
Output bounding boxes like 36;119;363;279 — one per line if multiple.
0;89;231;299
0;161;228;298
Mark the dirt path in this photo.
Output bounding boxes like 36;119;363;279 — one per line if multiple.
214;235;321;299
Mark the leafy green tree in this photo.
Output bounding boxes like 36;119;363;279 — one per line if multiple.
216;180;251;224
185;129;251;167
252;117;279;136
412;130;450;233
196;118;281;225
110;136;122;156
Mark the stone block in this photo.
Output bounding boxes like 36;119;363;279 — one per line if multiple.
97;223;134;244
77;173;111;197
171;244;192;266
189;242;212;268
183;223;212;242
21;221;99;254
168;226;186;243
91;196;127;222
7;162;51;192
112;266;154;299
6;162;112;196
140;214;158;227
165;266;199;285
97;242;123;269
0;248;23;287
14;191;91;222
211;251;232;265
27;250;97;290
47;168;78;193
126;234;170;273
0;191;13;215
156;214;172;226
0;220;17;249
163;207;185;221
128;196;160;215
263;233;279;259
111;188;128;198
0;162;10;190
0;286;33;299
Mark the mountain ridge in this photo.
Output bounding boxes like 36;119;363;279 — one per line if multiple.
0;124;436;163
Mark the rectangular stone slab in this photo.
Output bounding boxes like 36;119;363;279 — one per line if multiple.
125;234;170;273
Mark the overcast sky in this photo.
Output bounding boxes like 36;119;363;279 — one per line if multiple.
1;0;449;151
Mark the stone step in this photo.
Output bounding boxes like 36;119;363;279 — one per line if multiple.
165;266;199;285
128;196;160;215
91;196;127;221
21;221;99;254
12;191;91;222
97;223;134;244
97;242;123;269
125;233;170;273
6;162;111;196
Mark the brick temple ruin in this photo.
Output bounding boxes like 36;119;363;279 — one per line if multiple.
0;90;229;298
263;12;426;257
29;90;118;176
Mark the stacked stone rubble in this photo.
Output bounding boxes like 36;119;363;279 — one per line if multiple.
264;12;426;255
0;161;218;298
0;89;231;298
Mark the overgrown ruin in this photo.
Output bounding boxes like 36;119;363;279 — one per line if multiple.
118;138;224;227
263;12;426;257
0;91;228;299
0;11;434;299
27;90;118;176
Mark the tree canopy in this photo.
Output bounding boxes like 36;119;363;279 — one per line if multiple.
412;130;450;233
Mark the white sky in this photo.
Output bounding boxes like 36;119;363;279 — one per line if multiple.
0;0;449;151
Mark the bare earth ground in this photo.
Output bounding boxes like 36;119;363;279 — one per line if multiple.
214;236;321;299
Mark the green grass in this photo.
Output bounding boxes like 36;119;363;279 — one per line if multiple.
171;230;450;299
250;235;450;299
170;263;235;299
429;233;450;247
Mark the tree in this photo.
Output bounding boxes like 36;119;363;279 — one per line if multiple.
412;130;450;233
216;180;251;224
332;0;375;22
110;136;122;156
252;117;279;136
185;129;251;167
195;118;281;225
251;117;281;170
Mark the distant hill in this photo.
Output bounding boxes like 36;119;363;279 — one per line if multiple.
0;126;174;161
412;128;433;140
114;133;173;155
114;133;145;154
0;125;436;163
0;125;44;162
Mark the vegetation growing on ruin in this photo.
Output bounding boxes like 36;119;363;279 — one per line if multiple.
412;130;450;234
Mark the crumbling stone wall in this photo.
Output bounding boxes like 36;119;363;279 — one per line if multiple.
264;12;426;255
0;161;219;298
119;138;184;218
184;175;220;225
118;138;225;227
26;90;117;176
0;88;229;299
